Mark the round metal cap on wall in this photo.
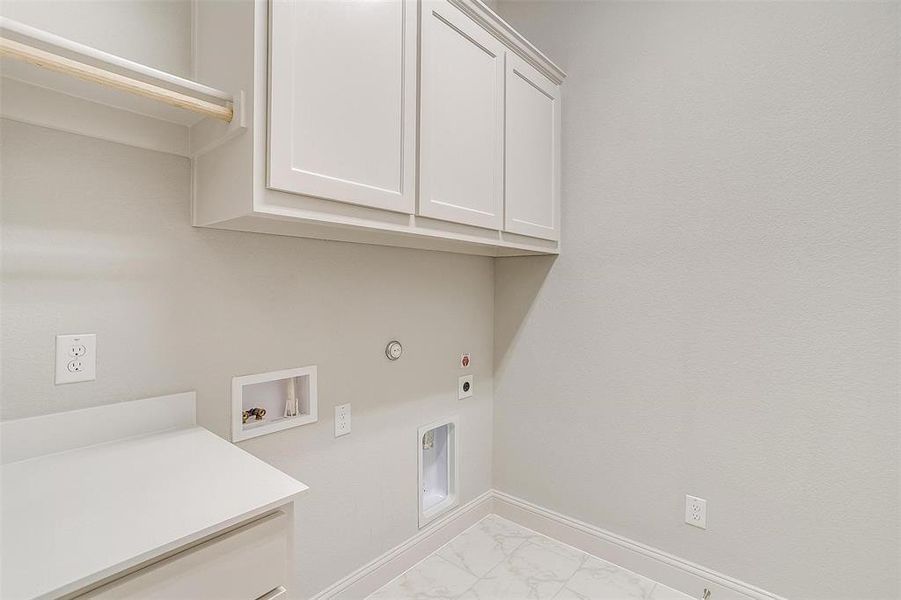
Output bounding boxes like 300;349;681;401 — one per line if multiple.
385;340;403;361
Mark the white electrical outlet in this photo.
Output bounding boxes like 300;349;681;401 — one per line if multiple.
55;334;96;384
685;495;707;529
458;375;473;400
335;403;351;437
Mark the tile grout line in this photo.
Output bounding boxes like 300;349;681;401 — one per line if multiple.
449;515;536;599
548;544;590;600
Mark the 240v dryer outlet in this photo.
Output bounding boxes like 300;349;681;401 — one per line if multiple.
458;375;473;400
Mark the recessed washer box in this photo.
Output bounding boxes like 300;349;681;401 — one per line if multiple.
232;366;318;442
418;416;459;528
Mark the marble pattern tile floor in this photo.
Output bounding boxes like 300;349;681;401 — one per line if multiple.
367;515;693;600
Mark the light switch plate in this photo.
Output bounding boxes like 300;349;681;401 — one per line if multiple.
55;334;96;384
335;403;351;437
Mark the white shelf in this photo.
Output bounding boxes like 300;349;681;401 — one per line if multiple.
243;413;314;432
0;17;245;157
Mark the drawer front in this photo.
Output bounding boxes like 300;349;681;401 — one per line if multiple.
78;512;288;600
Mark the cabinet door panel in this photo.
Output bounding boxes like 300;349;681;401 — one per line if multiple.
268;0;417;213
78;512;287;600
505;54;560;240
419;1;504;229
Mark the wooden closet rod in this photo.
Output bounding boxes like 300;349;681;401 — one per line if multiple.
0;37;233;123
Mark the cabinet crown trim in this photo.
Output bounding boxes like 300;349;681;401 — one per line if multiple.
448;0;567;85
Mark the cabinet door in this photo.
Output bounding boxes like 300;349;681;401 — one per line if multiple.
268;0;417;214
504;54;561;240
78;512;288;600
419;0;505;229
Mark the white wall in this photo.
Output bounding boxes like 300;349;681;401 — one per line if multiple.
0;118;494;596
494;2;899;599
0;0;192;77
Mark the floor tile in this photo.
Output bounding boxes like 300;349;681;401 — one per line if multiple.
649;583;694;600
524;533;587;563
367;515;695;600
564;556;657;599
466;540;585;599
438;515;534;577
367;554;478;600
551;587;591;600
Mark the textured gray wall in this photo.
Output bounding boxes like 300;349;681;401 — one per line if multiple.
494;2;899;598
0;120;495;596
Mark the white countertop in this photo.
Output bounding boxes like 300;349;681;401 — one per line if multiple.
1;425;308;599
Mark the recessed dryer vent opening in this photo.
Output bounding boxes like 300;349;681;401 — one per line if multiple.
418;417;459;528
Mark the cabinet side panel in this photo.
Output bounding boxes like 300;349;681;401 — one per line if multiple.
192;0;255;224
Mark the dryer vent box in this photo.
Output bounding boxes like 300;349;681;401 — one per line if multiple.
418;417;459;527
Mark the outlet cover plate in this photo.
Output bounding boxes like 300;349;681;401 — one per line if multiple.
55;334;96;384
335;403;351;437
458;375;473;400
685;494;707;529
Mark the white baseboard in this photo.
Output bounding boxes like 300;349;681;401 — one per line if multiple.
310;489;785;600
309;490;495;600
492;490;786;600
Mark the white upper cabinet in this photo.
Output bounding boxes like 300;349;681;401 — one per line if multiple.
504;53;561;241
419;0;505;230
267;0;417;213
2;0;567;256
191;0;566;256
